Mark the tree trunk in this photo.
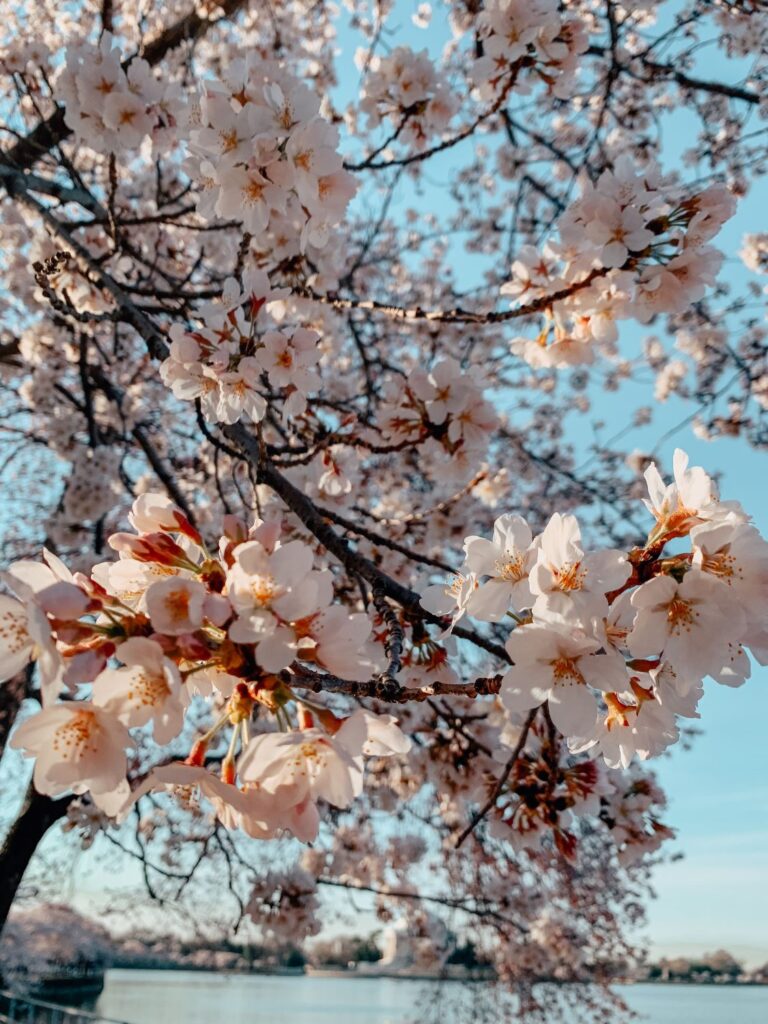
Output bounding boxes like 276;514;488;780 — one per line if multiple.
0;670;29;762
0;782;72;934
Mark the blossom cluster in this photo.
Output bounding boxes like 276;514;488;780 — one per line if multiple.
186;55;357;253
421;449;768;770
62;448;123;524
472;0;589;101
1;493;412;840
604;767;673;867
0;38;49;76
358;46;459;149
58;33;186;154
488;716;672;864
503;160;736;367
377;357;499;481
159;270;321;423
741;232;768;276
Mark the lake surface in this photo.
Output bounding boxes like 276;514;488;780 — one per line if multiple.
94;969;768;1024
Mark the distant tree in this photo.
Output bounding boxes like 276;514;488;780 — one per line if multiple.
0;904;112;984
702;950;743;979
283;947;307;969
446;941;491;969
353;937;383;964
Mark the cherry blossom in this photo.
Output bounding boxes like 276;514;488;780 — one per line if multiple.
628;571;747;688
11;702;132;815
226;538;325;670
643;448;749;541
92;637;185;745
584;201;655;269
144;576;208;637
159;276;322;424
472;0;587;100
337;709;412;759
529;513;630;627
295;606;379;680
691;520;768;643
128;493;201;541
420;571;480;631
0;563;86;701
58;34;185;154
185;56;356;254
0;594;37;683
378;358;498;478
460;514;537;621
501;165;736;368
501;624;622;736
238;726;364;828
572;678;680;770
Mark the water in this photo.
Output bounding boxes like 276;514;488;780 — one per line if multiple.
90;970;768;1024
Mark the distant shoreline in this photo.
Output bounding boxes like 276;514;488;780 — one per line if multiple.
106;966;768;987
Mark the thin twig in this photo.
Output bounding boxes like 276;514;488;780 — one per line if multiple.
455;707;538;848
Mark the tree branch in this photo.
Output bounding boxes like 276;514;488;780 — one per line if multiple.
282;665;502;703
455;707;538;848
0;0;252;173
297;269;604;326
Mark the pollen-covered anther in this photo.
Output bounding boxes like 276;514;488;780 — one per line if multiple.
553;561;587;592
666;596;696;633
551;656;584;686
495;554;527;582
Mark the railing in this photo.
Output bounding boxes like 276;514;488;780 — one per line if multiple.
0;991;129;1024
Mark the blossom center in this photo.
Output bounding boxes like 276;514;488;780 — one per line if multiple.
220;128;240;153
250;575;276;606
0;609;30;654
701;549;738;582
245;180;265;203
163;588;191;624
495;554;526;582
128;670;171;708
551;656;584;686
52;712;98;756
446;573;475;601
606;621;628;646
666;596;696;633
553;561;586;592
605;693;634;730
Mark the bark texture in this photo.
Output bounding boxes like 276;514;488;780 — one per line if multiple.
0;783;72;934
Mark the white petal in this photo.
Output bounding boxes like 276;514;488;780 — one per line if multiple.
548;685;598;737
